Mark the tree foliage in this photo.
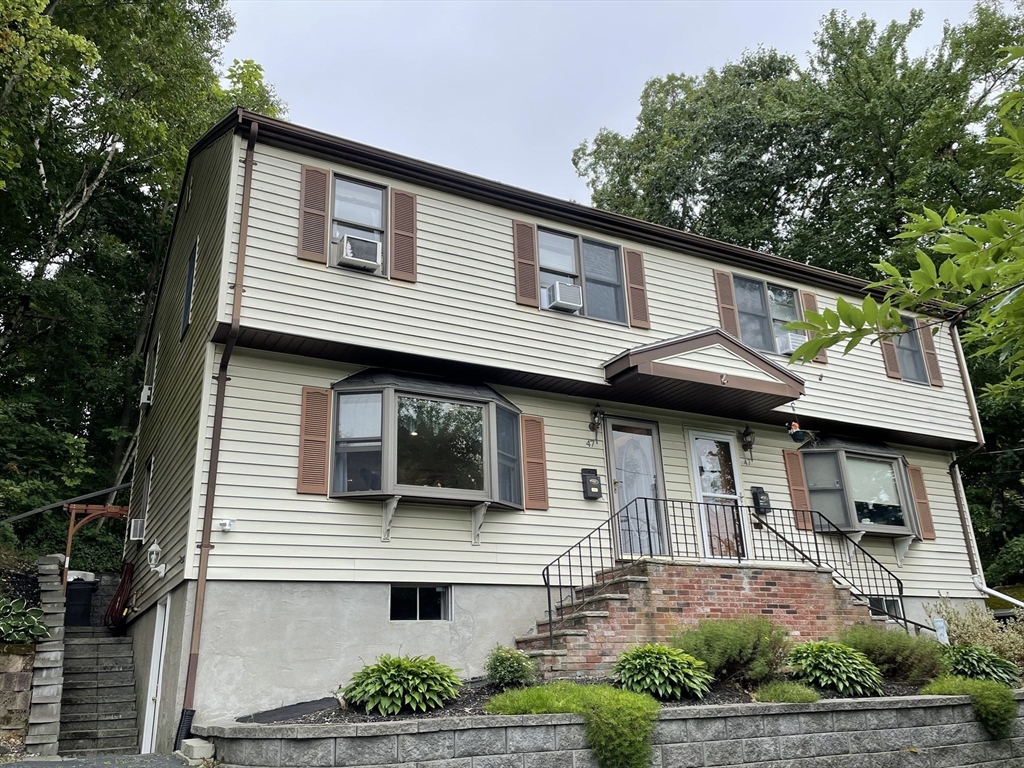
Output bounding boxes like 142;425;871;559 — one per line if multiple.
0;0;285;565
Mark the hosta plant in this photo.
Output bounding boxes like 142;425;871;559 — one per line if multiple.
0;596;50;644
941;645;1019;686
341;654;462;716
788;641;883;697
614;644;713;700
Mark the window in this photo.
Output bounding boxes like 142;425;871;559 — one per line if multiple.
390;585;450;621
181;242;196;340
893;316;928;384
802;444;913;534
867;596;903;621
733;276;805;354
143;336;159;405
331;373;523;507
538;229;626;322
332;176;385;273
139;457;153;519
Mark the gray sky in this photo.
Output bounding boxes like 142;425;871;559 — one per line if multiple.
224;0;977;204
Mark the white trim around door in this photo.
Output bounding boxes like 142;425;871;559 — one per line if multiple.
605;416;668;557
687;429;747;561
141;593;171;753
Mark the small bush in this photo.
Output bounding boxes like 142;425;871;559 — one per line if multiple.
788;641;883;697
0;595;50;644
840;625;943;684
942;645;1019;686
341;654;461;716
921;676;1017;739
926;596;1024;668
613;644;713;700
485;645;536;690
487;682;659;768
671;617;790;685
752;681;821;703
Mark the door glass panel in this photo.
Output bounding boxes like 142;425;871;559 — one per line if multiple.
612;424;664;556
693;437;745;559
694;438;737;496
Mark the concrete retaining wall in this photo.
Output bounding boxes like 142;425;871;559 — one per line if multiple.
26;555;67;756
193;693;1024;768
0;644;35;734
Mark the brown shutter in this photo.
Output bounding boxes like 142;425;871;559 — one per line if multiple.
624;249;651;329
390;189;417;282
713;270;741;339
783;449;814;531
298;166;330;263
297;387;331;494
907;465;936;540
799;290;827;363
916;319;944;387
879;329;902;379
521;415;548;510
513;221;539;307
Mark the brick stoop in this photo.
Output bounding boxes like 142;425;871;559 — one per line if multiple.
516;559;875;678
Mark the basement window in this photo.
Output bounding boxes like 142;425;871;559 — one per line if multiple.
390;585;450;621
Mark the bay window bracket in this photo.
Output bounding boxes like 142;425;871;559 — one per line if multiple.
892;535;914;567
842;530;865;564
381;495;401;542
471;502;490;546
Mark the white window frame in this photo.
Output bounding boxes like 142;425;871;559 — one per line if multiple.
732;275;806;355
330;174;387;277
893;315;930;384
537;227;628;324
800;447;917;537
180;239;197;341
329;383;524;509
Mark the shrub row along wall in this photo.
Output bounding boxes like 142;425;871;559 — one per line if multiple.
194;693;1024;768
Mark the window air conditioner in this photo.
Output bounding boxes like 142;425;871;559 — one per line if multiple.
128;518;146;542
776;332;807;354
332;235;382;270
140;385;153;407
546;281;584;312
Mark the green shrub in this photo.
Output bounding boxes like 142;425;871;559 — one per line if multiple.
752;681;821;703
921;676;1017;739
926;596;1024;668
613;644;713;700
788;641;883;696
486;682;659;768
671;616;790;685
0;596;49;644
485;645;536;690
341;654;462;716
840;625;943;684
941;645;1019;686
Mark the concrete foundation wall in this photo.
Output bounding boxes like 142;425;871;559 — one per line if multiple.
193;693;1024;768
192;581;548;721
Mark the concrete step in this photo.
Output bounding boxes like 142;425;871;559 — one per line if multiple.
61;711;138;724
63;679;136;691
62;699;138;714
63;646;135;660
61;688;136;705
64;669;135;685
62;660;134;673
59;734;138;752
58;746;138;757
515;629;588;646
579;576;649;595
65;637;132;646
60;727;138;740
522;649;568;658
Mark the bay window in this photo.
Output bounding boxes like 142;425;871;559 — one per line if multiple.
331;373;523;507
802;442;915;536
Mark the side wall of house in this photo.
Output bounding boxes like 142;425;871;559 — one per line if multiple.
126;130;237;613
196;348;977;602
218;143;976;446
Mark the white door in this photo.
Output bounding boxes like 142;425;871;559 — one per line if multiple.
689;431;746;560
141;594;170;754
607;419;667;557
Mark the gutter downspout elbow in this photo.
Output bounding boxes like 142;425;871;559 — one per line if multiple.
971;574;1024;610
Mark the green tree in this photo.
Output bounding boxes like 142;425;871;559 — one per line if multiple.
0;0;285;567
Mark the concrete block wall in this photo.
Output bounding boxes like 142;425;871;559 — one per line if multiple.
0;643;35;734
193;693;1024;768
25;554;67;756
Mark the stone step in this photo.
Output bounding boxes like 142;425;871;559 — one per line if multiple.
59;747;138;757
64;669;134;684
61;688;136;705
60;727;138;740
63;646;135;660
62;700;138;715
61;710;138;724
65;637;132;646
515;629;588;645
59;735;138;751
62;660;134;673
63;679;136;691
578;576;649;595
522;649;568;658
64;627;113;635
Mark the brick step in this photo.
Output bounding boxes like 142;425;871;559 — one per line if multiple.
62;700;139;715
575;576;649;598
521;649;567;658
60;711;138;724
62;660;134;673
61;688;136;705
63;679;136;691
59;727;138;740
515;629;588;645
554;593;629;616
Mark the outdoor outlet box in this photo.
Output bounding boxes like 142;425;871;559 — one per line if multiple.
581;468;602;500
751;486;771;515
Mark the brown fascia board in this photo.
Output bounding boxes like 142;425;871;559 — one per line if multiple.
212;109;955;316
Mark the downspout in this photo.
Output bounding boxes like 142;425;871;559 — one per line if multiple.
971;574;1024;609
947;321;985;581
175;116;258;749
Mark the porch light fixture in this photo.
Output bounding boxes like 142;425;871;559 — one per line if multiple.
588;408;605;433
740;425;756;453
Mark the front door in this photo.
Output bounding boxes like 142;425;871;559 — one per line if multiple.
607;419;667;557
689;432;746;560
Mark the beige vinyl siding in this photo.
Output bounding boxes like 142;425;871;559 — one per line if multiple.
197;348;976;600
218;143;976;445
126;131;236;613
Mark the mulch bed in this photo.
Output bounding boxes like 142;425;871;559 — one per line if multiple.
272;679;922;725
0;564;39;606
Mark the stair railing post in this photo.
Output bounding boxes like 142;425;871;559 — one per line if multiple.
543;566;554;649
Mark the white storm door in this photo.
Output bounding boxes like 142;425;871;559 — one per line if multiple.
607;419;667;557
689;431;746;560
141;594;170;753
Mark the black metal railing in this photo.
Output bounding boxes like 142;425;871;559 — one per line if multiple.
541;498;925;646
